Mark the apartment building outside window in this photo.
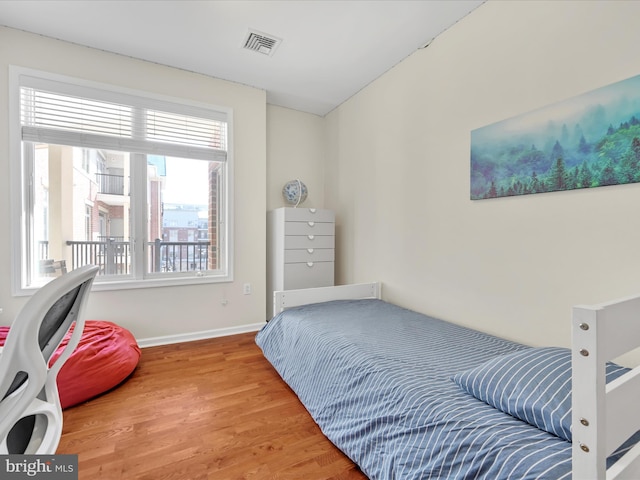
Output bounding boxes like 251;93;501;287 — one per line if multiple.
10;67;233;293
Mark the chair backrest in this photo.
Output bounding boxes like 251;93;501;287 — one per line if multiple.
0;265;99;453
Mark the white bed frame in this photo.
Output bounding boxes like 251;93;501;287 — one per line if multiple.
272;282;381;316
573;294;640;480
274;283;640;479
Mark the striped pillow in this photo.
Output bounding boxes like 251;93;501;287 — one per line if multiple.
451;346;629;441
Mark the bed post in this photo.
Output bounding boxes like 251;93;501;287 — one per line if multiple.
572;305;607;480
572;294;640;480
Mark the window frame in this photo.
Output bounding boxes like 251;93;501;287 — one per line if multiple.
9;66;234;295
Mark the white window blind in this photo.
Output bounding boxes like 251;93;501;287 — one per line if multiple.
19;75;227;162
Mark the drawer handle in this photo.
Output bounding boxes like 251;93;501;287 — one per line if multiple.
308;221;315;227
308;235;315;240
306;262;314;267
307;248;314;254
309;208;317;213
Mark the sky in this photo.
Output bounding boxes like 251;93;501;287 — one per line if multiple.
162;157;210;205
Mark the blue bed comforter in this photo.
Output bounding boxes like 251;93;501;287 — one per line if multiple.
255;299;573;480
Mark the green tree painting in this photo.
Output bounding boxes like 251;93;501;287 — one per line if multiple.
471;74;640;200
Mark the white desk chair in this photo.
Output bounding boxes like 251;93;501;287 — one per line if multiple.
0;265;98;454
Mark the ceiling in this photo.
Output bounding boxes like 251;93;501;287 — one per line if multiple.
0;0;484;116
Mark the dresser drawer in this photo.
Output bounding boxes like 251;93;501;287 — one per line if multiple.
283;208;334;223
284;248;334;263
284;221;335;236
284;235;334;249
283;262;334;290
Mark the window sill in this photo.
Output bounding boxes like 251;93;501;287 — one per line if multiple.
15;272;232;296
92;273;233;292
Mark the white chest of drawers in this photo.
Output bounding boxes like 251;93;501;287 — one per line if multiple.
267;207;335;317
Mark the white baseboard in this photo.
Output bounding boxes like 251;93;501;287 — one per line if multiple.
137;322;266;348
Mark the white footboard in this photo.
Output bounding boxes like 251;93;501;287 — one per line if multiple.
272;282;381;316
572;294;640;480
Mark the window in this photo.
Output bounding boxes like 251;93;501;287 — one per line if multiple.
81;149;91;173
84;205;92;241
10;67;233;292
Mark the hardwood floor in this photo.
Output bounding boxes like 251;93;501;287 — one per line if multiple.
57;332;368;480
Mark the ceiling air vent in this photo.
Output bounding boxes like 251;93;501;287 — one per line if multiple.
242;29;282;57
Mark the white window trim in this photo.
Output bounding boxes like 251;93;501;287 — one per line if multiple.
9;66;234;296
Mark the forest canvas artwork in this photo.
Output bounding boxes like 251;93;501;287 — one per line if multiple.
470;74;640;200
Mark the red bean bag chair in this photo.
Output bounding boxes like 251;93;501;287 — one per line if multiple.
0;320;141;409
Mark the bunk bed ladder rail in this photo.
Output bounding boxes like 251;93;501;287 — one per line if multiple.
572;294;640;480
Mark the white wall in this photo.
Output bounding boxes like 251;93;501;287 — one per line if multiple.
266;105;325;210
324;0;640;348
0;27;267;344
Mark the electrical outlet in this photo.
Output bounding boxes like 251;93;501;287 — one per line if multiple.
243;283;252;295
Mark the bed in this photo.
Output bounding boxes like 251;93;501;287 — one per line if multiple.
255;283;640;479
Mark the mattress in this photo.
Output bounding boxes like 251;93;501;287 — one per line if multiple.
255;298;573;480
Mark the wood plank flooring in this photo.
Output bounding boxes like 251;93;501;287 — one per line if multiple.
57;332;368;480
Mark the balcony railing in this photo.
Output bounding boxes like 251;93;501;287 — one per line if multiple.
65;239;213;275
38;240;49;260
150;239;211;273
96;173;125;195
